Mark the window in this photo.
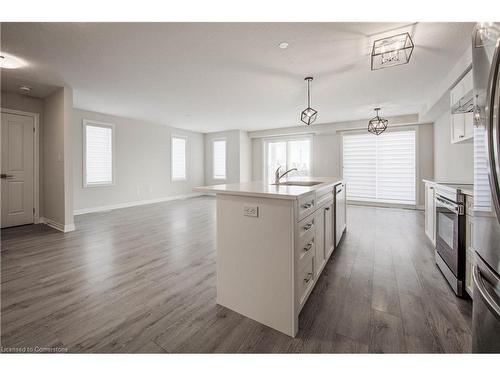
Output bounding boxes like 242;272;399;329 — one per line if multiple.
83;120;115;187
265;136;312;181
342;130;416;205
213;139;226;179
171;136;187;181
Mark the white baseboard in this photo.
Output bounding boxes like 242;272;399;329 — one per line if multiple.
40;217;75;233
73;193;203;215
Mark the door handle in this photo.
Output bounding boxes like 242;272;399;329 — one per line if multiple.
0;174;13;179
473;265;500;320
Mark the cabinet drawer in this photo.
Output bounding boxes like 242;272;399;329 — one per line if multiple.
297;256;315;309
316;192;333;209
298;214;316;239
297;193;315;221
296;233;315;270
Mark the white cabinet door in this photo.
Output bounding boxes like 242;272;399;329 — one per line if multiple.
464;112;474;140
424;184;436;245
324;201;334;260
451;114;465;143
314;207;326;276
335;183;346;247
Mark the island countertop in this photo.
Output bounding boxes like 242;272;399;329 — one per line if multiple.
194;176;344;200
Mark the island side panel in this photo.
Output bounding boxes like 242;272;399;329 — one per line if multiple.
216;194;296;336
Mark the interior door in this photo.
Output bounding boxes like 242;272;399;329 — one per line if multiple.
1;112;35;228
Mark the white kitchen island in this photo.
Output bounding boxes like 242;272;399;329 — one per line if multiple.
195;177;346;337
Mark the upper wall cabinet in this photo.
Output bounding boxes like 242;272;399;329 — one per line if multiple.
450;69;473;144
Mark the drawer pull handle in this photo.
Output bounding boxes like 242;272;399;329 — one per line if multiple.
304;272;313;284
304;223;313;230
304;242;313;252
302;202;313;209
325;207;330;211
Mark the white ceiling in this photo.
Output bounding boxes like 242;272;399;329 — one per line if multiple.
1;22;474;132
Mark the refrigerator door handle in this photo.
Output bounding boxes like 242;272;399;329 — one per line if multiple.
473;265;500;320
485;40;500;222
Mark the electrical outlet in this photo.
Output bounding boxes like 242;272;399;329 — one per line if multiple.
243;205;258;217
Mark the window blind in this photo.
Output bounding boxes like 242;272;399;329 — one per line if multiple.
171;136;186;180
343;130;416;205
474;126;491;211
213;140;226;179
85;123;114;186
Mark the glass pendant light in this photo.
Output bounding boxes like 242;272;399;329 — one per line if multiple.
368;107;388;135
301;77;317;125
473;95;483;127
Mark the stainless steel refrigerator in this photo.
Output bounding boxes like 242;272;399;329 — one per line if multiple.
471;22;500;353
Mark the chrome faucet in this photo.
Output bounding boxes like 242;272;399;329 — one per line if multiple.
274;166;298;184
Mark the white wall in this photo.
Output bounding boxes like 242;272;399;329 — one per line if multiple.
250;116;433;207
73;108;204;213
433;110;473;183
239;131;251;183
42;87;74;229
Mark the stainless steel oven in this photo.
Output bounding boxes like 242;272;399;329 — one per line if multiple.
435;192;467;297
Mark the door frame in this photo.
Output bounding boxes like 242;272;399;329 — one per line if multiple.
1;107;40;224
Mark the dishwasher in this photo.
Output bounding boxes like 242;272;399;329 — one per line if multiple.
335;182;346;247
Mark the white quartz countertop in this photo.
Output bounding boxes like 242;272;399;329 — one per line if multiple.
422;179;474;196
194;176;344;200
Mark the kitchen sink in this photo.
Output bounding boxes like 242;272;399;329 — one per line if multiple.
273;181;323;186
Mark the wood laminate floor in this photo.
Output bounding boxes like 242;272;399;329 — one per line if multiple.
0;197;472;353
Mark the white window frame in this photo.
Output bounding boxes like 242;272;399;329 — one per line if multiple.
82;119;116;188
212;138;227;180
340;126;418;207
171;135;188;182
263;134;314;182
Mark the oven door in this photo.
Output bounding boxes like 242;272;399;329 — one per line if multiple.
435;195;462;277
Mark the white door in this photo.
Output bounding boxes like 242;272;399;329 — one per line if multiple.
1;112;35;228
324;201;334;259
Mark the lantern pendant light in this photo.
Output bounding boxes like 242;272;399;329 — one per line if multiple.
368;107;388;135
301;77;317;125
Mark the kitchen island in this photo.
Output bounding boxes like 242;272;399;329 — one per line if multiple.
195;177;346;336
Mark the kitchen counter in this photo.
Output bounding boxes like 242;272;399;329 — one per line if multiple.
194;176;343;200
194;177;346;337
422;179;474;196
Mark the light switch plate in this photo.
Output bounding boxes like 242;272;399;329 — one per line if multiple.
243;205;258;217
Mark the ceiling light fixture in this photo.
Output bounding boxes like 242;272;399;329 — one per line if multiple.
368;107;388;135
300;77;317;125
473;95;483;127
371;32;414;70
0;52;26;69
278;42;289;49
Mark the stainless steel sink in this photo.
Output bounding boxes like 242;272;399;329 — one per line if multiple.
273;181;323;186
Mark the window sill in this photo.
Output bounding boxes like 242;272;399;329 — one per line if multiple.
84;182;115;188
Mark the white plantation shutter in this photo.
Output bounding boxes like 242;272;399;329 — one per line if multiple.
171;136;186;180
343;130;416;205
474;126;491;211
84;122;114;186
213;139;226;179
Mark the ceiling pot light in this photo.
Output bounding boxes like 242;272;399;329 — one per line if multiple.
300;77;317;126
0;52;26;69
368;107;388;135
371;32;414;70
278;42;289;49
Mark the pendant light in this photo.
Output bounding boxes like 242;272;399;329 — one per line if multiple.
371;32;414;70
368;107;388;135
301;77;317;125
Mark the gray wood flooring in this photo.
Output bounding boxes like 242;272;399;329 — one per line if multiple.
0;197;472;353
